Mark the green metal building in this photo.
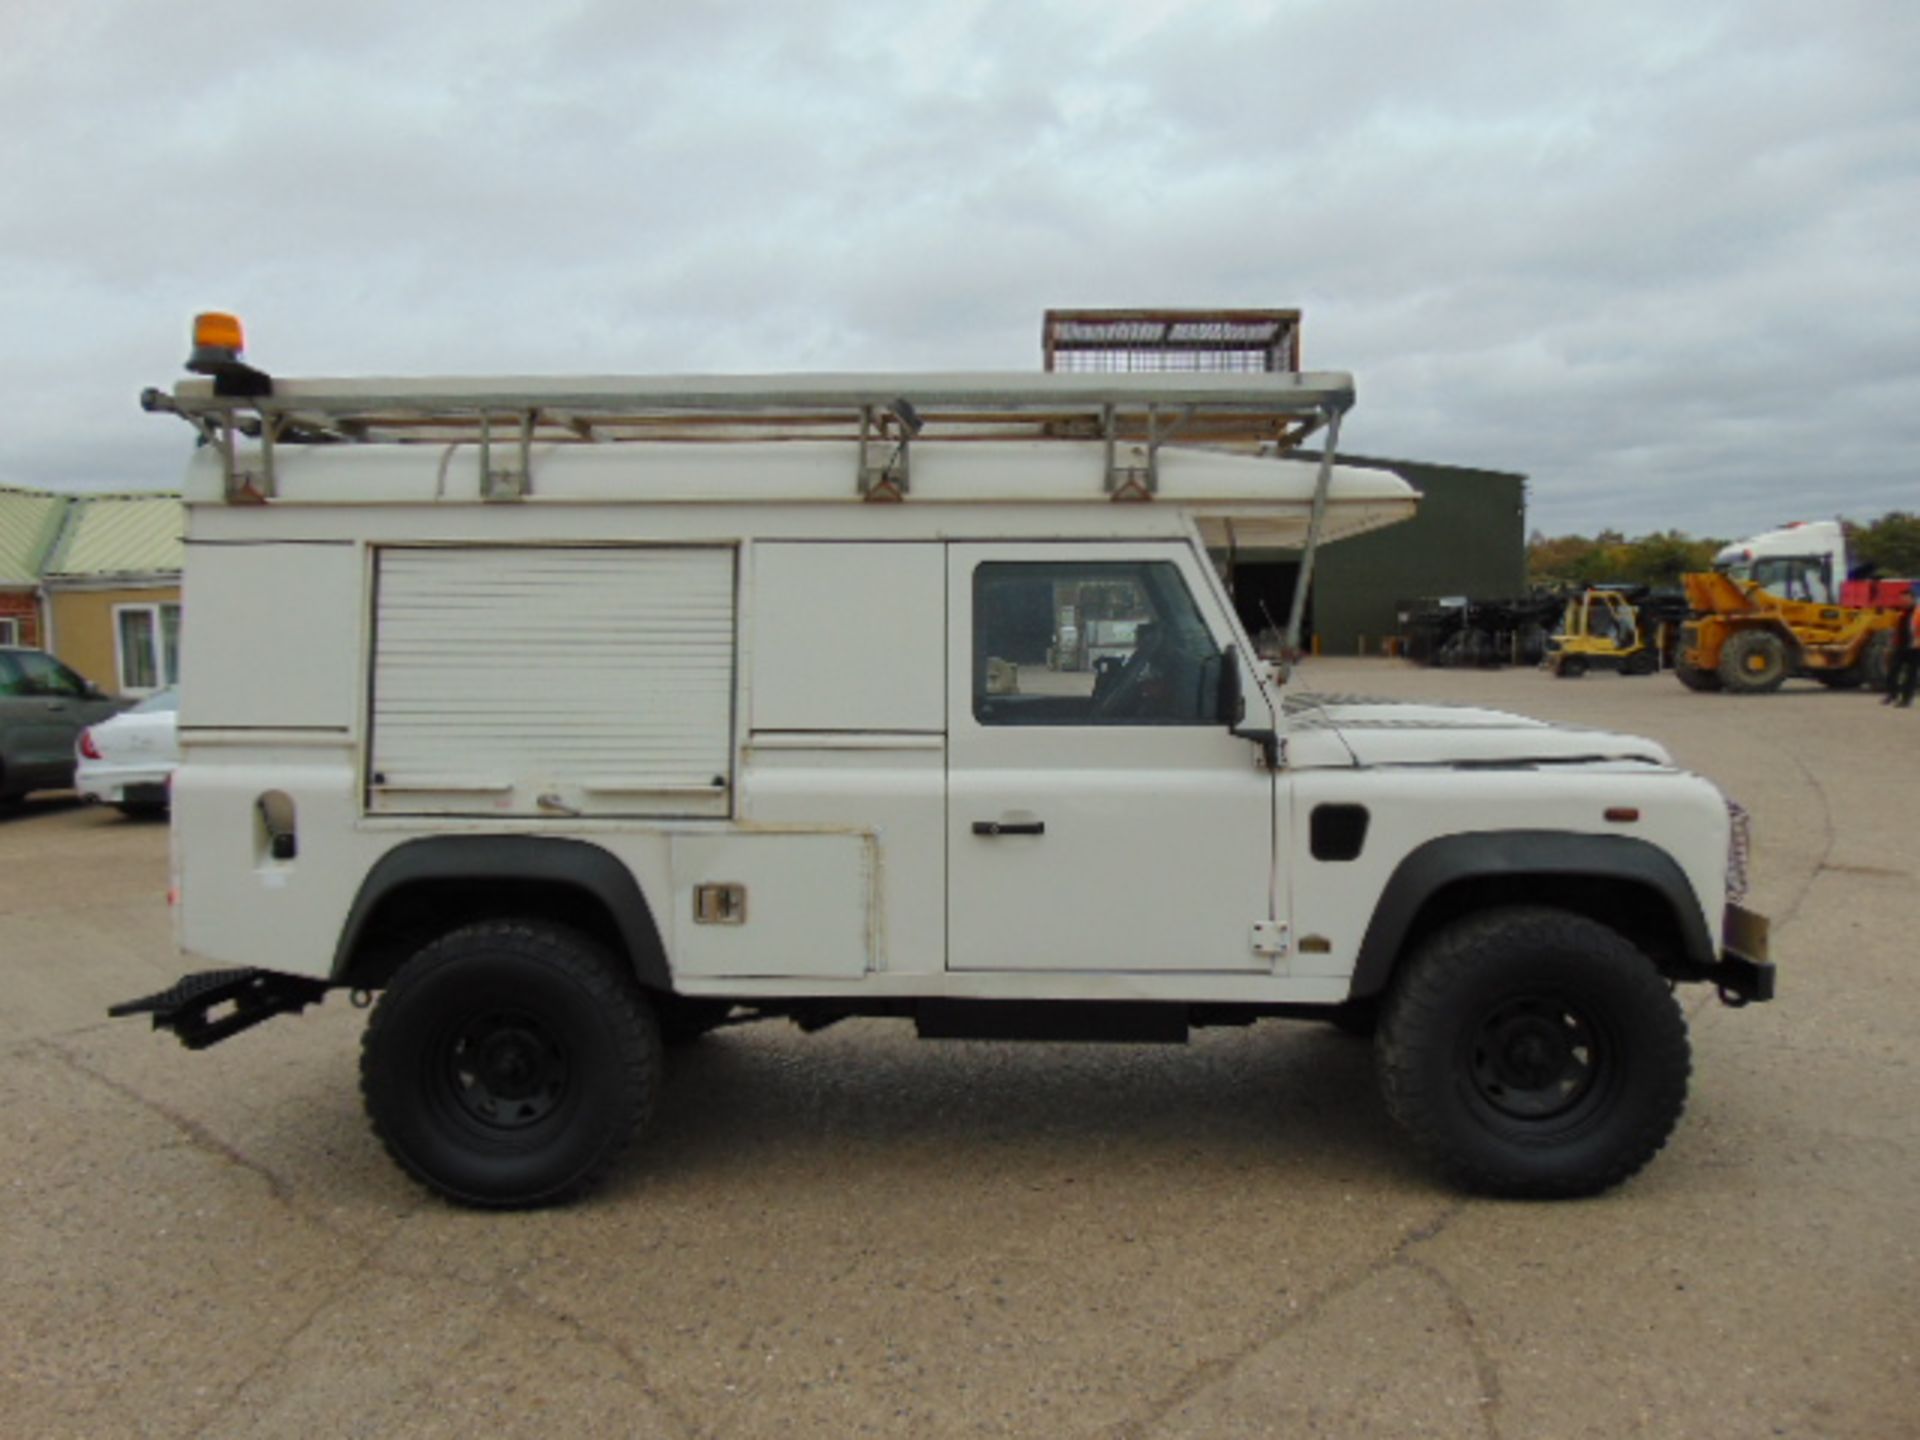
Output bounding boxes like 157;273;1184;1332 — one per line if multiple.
1218;452;1528;656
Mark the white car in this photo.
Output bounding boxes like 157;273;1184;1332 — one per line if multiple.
77;689;178;815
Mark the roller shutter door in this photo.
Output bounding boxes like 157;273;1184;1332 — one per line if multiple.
369;546;735;817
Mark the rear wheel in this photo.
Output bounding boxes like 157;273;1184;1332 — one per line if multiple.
361;919;662;1208
1621;648;1658;676
1675;664;1721;692
1322;999;1380;1038
1860;631;1895;691
1717;629;1789;693
1555;654;1589;679
1376;906;1690;1198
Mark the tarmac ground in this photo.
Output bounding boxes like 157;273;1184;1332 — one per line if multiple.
2;657;1915;1438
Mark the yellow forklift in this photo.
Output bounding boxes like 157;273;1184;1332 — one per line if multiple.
1544;587;1673;677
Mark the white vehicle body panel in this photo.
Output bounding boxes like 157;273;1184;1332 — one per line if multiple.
667;831;872;979
748;543;945;734
179;545;361;729
1284;766;1729;981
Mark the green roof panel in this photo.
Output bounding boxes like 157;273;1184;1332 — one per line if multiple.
0;487;69;586
43;494;183;579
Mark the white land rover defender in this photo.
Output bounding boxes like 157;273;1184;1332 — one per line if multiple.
114;316;1772;1209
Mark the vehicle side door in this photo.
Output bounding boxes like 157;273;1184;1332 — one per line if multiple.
946;541;1281;974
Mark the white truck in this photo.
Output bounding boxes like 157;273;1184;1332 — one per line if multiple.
1713;519;1849;604
114;316;1772;1209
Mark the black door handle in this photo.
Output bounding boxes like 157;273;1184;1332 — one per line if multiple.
973;820;1045;836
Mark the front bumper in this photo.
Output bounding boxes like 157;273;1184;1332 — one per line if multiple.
1708;902;1774;1004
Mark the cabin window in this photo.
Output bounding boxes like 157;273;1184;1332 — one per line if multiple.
972;560;1225;726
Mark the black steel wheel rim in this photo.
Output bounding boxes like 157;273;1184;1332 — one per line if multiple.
1466;995;1606;1121
434;1008;572;1132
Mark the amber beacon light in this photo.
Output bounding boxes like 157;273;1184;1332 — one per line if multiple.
188;311;246;372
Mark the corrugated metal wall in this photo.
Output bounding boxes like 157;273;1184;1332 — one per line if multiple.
1220;455;1526;656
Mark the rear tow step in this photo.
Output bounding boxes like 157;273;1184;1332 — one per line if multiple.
109;969;329;1050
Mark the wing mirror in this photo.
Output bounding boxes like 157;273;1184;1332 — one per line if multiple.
1216;644;1246;726
1222;646;1281;767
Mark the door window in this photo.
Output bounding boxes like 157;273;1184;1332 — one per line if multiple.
114;603;182;693
973;560;1226;726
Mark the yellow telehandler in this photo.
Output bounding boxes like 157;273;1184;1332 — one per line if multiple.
1674;572;1901;693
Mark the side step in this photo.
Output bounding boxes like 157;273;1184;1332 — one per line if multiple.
109;968;329;1050
916;999;1189;1044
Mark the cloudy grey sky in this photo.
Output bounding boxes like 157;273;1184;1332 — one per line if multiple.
2;0;1913;538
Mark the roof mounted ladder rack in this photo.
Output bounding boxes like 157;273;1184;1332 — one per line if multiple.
144;372;1353;506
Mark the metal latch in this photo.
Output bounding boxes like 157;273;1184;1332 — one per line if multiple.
694;883;747;925
1251;921;1289;957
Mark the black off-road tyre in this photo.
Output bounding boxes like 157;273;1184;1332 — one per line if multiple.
1717;629;1789;693
1675;663;1721;692
361;919;663;1209
1554;655;1589;679
1621;648;1658;676
1859;630;1895;691
1322;1000;1380;1038
655;995;735;1047
1375;906;1690;1199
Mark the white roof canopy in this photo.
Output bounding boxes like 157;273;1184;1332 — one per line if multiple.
150;366;1410;545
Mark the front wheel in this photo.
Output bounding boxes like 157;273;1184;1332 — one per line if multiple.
1375;906;1690;1198
361;919;663;1208
1718;629;1789;693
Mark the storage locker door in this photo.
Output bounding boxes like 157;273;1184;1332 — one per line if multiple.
370;546;735;817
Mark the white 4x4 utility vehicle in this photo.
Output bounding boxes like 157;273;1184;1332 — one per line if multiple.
114;316;1772;1208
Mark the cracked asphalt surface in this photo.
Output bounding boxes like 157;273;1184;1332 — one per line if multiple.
3;659;1916;1438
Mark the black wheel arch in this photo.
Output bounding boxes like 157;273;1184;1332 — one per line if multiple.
333;836;671;992
1348;831;1717;1001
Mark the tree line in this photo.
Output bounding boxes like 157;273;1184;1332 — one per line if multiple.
1527;512;1920;589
